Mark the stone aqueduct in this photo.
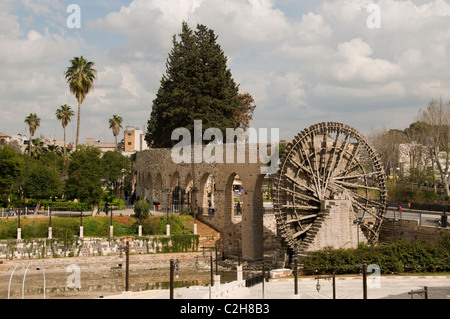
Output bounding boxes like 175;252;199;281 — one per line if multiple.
134;123;387;262
135;145;271;261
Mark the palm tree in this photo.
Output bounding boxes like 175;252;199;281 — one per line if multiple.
109;114;123;151
64;56;97;148
55;104;75;158
24;113;41;157
26;138;45;159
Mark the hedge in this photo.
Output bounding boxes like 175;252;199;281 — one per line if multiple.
302;234;450;275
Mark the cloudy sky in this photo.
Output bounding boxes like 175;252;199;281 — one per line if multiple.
1;0;450;144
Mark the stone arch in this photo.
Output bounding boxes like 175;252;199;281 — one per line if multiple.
184;173;194;212
144;172;152;202
170;172;182;212
184;173;193;191
249;174;265;259
199;172;218;215
138;172;145;198
153;172;163;210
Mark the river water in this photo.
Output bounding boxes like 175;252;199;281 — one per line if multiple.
0;254;247;299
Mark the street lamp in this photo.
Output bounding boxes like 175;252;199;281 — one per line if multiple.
315;273;336;299
353;217;363;247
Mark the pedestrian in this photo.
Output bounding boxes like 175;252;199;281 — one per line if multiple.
237;201;241;214
441;211;448;228
105;202;110;216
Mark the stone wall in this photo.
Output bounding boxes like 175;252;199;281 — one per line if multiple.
302;199;367;253
0;235;199;260
379;218;450;244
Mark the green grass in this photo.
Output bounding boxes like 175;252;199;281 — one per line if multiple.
0;215;194;240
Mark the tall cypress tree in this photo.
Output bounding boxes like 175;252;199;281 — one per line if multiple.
146;22;240;148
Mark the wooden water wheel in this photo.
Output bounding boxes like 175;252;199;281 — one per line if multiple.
273;122;387;252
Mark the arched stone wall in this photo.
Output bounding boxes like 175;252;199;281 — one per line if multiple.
135;145;275;261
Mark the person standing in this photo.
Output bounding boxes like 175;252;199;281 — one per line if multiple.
441;211;448;228
105;202;110;216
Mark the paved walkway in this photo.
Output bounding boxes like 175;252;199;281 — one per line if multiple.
102;275;450;299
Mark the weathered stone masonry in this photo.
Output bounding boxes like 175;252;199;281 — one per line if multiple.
134;145;273;262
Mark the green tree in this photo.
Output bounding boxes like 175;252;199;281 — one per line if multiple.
0;145;25;202
65;146;103;207
23;162;63;213
40;151;66;177
101;151;131;196
55;104;75;158
109;114;123;151
64;56;97;148
24;113;40;157
26;138;45;160
145;22;242;148
134;199;150;221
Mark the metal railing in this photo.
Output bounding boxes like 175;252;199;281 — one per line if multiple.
245;273;269;288
385;208;448;227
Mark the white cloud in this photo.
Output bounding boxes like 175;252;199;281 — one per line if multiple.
324;38;405;84
3;0;450;143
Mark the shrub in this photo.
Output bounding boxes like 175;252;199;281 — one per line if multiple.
302;236;450;275
134;200;150;220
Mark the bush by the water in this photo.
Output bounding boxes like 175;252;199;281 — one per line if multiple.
302;234;450;275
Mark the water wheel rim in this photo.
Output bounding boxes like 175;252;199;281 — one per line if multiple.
273;122;387;251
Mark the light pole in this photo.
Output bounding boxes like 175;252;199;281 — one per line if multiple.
293;246;298;295
119;241;130;292
315;273;336;299
48;208;52;239
353;218;363;247
109;204;114;238
362;262;367;299
79;208;83;238
191;186;198;234
166;189;171;237
17;206;21;240
169;259;179;299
